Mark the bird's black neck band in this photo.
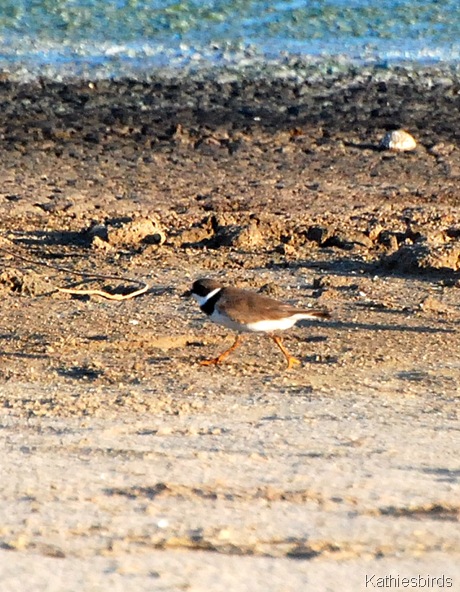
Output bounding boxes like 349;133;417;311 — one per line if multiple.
200;290;221;316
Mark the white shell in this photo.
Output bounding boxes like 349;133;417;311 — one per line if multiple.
380;130;417;152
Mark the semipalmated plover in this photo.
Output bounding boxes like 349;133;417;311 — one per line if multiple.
183;278;330;369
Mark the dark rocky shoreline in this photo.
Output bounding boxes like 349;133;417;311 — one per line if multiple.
1;65;460;147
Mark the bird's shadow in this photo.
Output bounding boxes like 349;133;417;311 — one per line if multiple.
298;319;455;335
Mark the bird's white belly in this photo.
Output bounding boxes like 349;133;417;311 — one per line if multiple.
210;310;298;333
244;317;299;332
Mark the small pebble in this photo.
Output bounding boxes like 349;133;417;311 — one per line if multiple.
380;130;417;152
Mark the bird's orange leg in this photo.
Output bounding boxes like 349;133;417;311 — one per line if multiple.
271;335;300;369
200;335;244;366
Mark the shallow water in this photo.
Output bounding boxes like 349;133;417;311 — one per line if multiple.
1;0;460;79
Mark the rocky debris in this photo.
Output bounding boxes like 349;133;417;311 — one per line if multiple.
305;225;334;245
323;229;374;250
176;215;270;250
0;269;53;296
377;230;405;251
428;142;456;158
177;218;215;248
0;236;15;253
172;123;196;147
175;214;440;257
366;221;385;242
212;219;264;250
88;217;166;249
34;196;74;214
257;282;283;298
79;209;460;277
305;225;373;250
379;130;417;152
420;295;454;315
380;239;460;273
446;226;460;239
311;276;361;300
313;276;359;291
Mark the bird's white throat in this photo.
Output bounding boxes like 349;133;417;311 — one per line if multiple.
192;287;221;307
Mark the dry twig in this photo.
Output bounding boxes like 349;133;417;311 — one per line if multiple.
0;244;150;300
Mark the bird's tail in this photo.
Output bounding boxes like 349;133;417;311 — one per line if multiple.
299;309;330;320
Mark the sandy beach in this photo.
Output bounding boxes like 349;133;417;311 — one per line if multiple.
0;67;459;590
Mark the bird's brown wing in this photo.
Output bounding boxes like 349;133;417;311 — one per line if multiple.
216;288;311;324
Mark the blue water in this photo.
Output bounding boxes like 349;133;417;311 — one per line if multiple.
1;0;459;80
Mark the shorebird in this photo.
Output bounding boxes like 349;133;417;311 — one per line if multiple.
184;278;330;369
